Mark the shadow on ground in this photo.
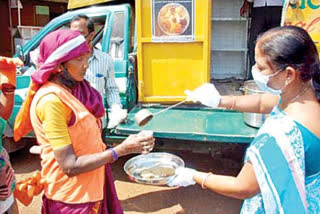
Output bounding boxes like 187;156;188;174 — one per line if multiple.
10;139;41;174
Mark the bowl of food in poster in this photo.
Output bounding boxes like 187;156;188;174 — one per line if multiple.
124;152;184;185
157;3;190;36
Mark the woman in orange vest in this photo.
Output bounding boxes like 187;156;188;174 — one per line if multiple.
14;29;154;214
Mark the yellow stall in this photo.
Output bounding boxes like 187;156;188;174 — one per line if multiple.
135;0;211;103
64;0;258;146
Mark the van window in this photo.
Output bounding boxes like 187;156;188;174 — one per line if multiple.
24;16;107;72
109;12;125;59
91;17;107;51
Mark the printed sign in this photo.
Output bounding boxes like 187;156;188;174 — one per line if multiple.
283;0;320;52
152;0;194;42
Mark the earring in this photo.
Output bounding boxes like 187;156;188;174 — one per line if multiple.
285;79;290;86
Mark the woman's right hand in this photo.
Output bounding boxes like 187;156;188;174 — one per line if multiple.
115;131;155;157
185;83;221;108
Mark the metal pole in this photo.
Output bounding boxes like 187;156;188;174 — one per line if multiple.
153;100;187;116
8;0;14;55
18;0;21;26
281;0;290;26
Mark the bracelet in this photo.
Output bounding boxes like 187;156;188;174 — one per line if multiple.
226;95;236;110
109;148;118;162
201;172;213;189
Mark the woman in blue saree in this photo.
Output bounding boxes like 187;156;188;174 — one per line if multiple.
169;26;320;213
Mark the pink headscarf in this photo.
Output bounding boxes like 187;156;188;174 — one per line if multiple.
14;29;104;141
32;29;89;84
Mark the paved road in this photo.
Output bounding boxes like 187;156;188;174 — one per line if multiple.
10;142;245;214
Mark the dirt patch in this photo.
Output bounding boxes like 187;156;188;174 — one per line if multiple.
10;144;244;214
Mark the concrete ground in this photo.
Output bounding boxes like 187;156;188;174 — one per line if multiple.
10;141;245;214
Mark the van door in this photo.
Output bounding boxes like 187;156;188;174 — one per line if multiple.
101;5;136;111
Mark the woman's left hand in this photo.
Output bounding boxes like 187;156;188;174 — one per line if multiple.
115;131;155;156
168;167;197;187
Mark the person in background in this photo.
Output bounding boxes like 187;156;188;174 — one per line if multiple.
240;0;283;79
70;14;127;129
13;29;154;213
170;26;320;213
0;57;23;214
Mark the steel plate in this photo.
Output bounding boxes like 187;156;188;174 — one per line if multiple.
124;152;185;185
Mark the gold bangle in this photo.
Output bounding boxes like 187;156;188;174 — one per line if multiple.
201;172;213;189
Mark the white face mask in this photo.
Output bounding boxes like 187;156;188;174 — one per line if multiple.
252;67;285;95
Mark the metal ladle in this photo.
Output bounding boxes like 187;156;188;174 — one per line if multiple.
134;100;187;126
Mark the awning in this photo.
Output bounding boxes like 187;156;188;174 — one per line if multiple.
39;0;68;3
68;0;115;9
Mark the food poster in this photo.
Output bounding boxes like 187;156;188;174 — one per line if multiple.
152;0;194;42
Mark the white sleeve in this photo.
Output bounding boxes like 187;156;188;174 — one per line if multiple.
289;0;299;4
105;55;122;107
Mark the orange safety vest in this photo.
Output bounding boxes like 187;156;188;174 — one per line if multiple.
30;82;106;203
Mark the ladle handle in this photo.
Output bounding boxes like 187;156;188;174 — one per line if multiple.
153;100;187;116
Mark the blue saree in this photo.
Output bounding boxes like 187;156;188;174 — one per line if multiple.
240;105;320;214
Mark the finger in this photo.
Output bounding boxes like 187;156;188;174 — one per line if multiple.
141;146;149;154
141;139;155;147
141;146;154;154
128;134;138;139
147;141;155;149
184;89;192;96
148;144;154;152
185;91;198;102
142;141;155;153
141;150;149;155
138;135;154;142
142;145;152;150
141;141;148;146
142;144;153;150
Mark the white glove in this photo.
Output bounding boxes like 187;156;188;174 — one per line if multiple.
168;167;197;187
185;83;221;108
107;104;128;129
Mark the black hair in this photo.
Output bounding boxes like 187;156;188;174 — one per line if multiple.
71;14;94;33
256;26;320;99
